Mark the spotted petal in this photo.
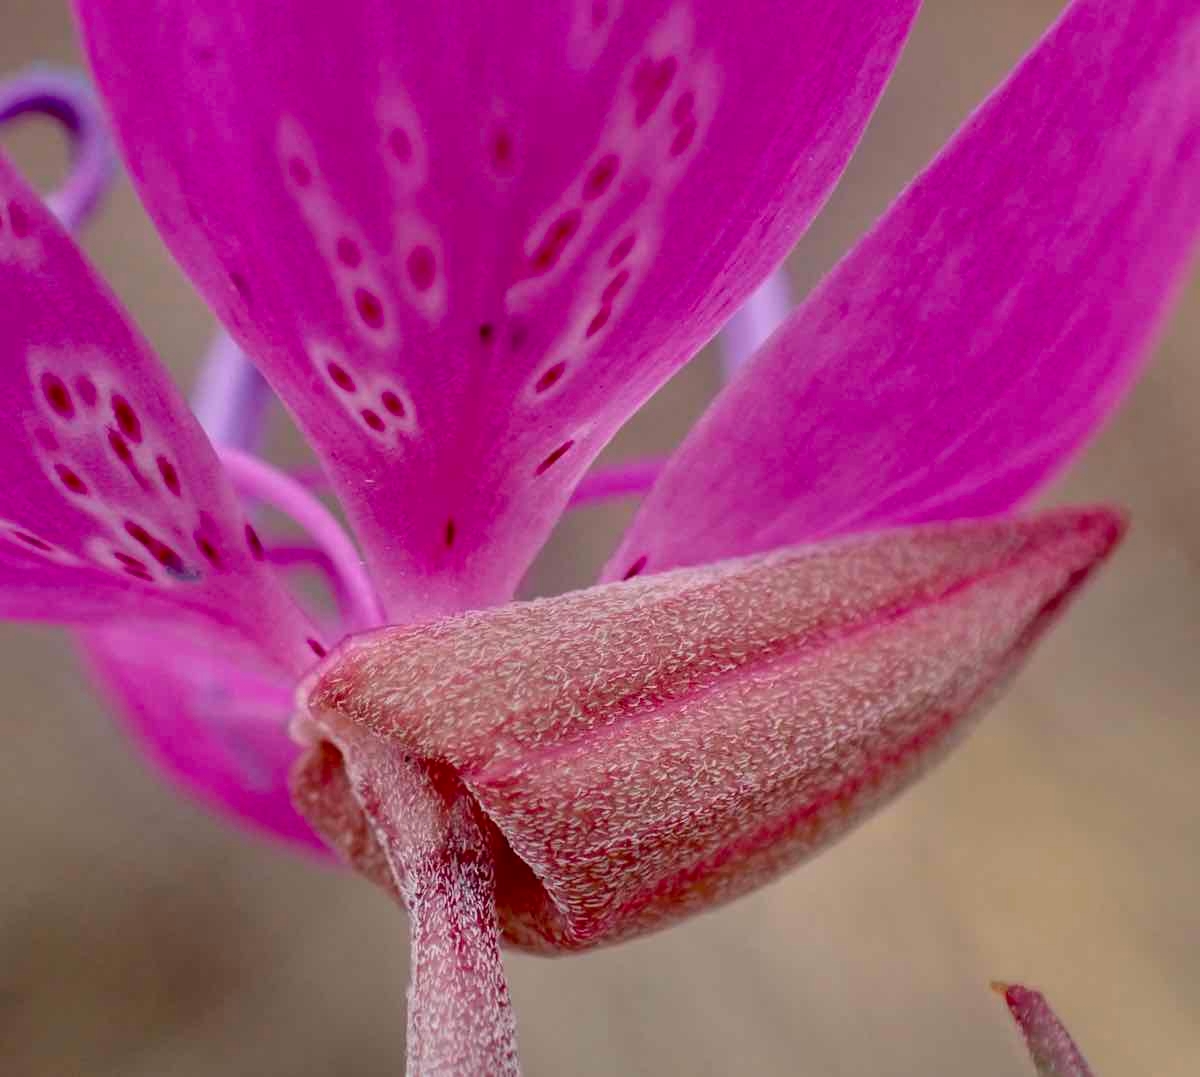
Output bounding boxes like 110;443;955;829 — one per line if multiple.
298;507;1121;951
609;0;1200;578
0;156;314;673
75;0;919;618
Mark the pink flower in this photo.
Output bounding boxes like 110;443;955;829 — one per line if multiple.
0;0;1196;1071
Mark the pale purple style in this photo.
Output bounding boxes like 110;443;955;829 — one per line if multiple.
0;0;1191;904
0;68;114;231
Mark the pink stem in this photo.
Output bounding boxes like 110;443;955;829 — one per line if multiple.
405;823;520;1076
217;447;384;631
334;731;521;1075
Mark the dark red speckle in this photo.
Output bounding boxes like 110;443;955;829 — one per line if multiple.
288;157;313;187
40;373;74;419
389;128;413;164
354;288;386;330
670;119;697;157
585;307;611;338
112;395;142;442
406;246;437;292
55;464;88;496
108;430;132;462
530;209;582;275
8;201;31;238
491;129;515;174
157;456;182;497
535;362;566;394
14;531;52;552
109;431;150;491
74;376;98;408
380;391;405;418
603;269;631;304
632;56;678;126
307;638;328;658
336;236;362;267
623;555;648;580
327;361;356;393
124;520;185;574
535;440;574;476
245;524;265;560
608;234;636;268
195;533;221;567
444;518;456;549
361;409;386;433
122;521;155;551
582;154;620;201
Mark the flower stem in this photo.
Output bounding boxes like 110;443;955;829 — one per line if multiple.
404;822;520;1077
331;731;521;1076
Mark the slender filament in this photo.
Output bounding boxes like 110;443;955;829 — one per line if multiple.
218;447;384;630
719;266;793;377
0;67;116;231
191;333;274;453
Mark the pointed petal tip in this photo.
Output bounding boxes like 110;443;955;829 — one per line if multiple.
993;980;1096;1077
1035;502;1127;595
1074;503;1128;547
1063;502;1128;562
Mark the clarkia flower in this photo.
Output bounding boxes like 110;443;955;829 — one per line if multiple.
0;0;1196;1071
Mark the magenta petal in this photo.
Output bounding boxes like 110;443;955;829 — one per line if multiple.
608;0;1200;578
994;982;1095;1077
0;157;314;671
84;620;322;849
75;0;918;617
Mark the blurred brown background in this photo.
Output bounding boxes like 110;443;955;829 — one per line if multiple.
1;2;1197;1074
